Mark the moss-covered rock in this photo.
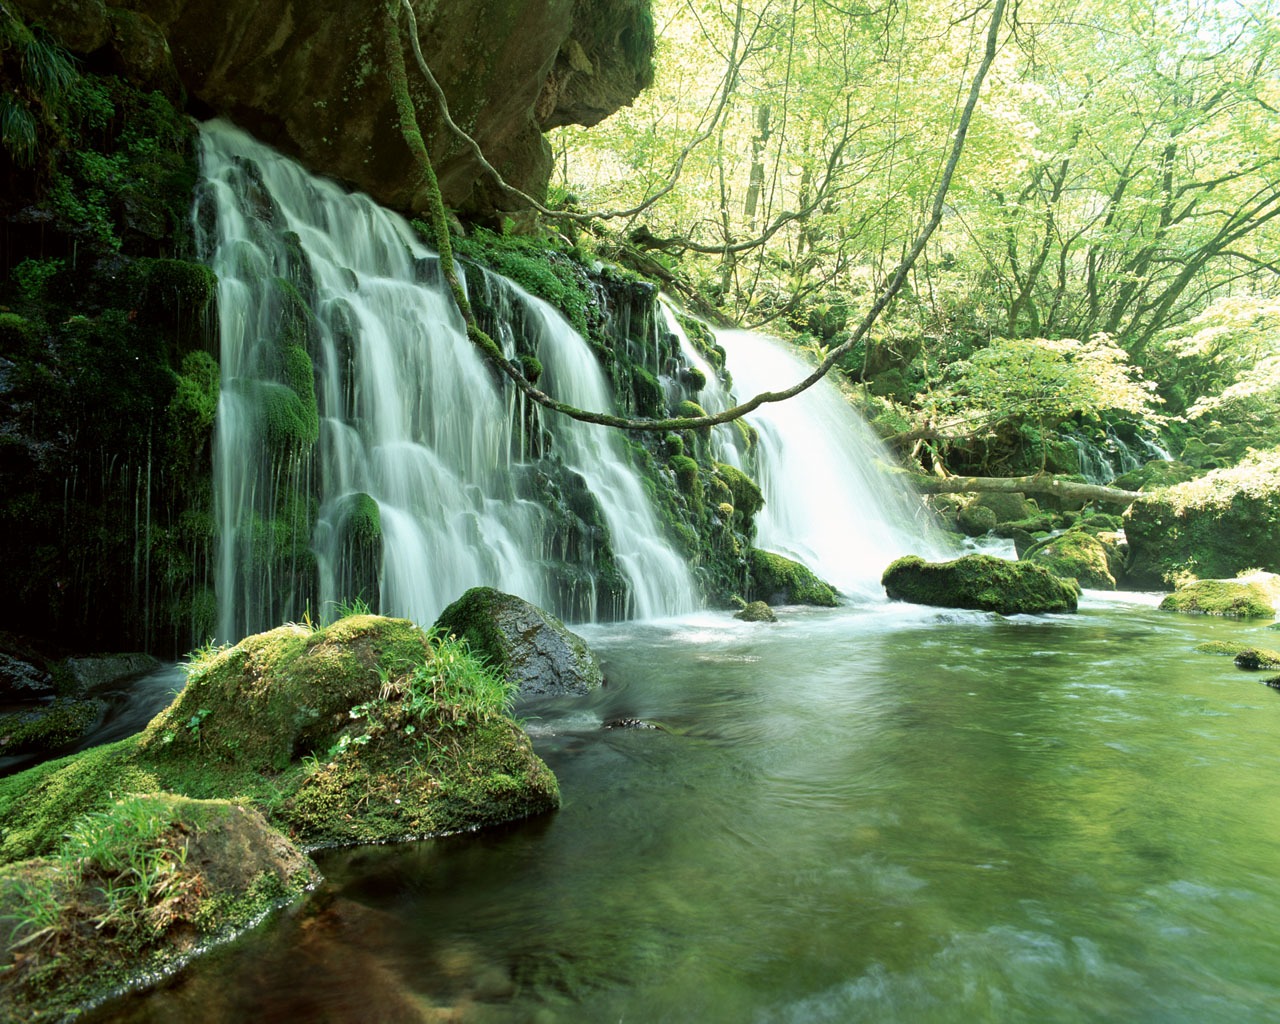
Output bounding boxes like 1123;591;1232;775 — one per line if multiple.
1234;647;1280;670
1125;449;1280;587
734;600;777;623
882;554;1080;615
435;587;604;697
0;614;559;863
1023;529;1120;590
715;462;764;520
0;697;101;757
1159;574;1279;619
956;503;998;537
1194;640;1253;657
0;793;316;1024
747;549;839;607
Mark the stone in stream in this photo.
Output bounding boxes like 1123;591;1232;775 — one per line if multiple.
435;587;604;696
882;553;1079;615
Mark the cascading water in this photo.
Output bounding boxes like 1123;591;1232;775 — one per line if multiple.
196;121;694;641
715;328;950;599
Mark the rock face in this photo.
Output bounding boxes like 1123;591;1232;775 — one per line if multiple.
436;588;604;696
15;0;655;215
882;554;1079;615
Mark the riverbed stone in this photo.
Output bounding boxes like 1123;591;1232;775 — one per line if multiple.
435;587;604;696
882;554;1079;615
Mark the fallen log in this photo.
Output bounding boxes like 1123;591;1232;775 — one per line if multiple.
910;473;1141;508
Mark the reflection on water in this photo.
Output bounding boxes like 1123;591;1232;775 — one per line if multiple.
94;598;1280;1023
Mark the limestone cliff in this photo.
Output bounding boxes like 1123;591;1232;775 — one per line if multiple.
12;0;654;215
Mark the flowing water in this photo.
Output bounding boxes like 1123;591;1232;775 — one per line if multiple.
197;121;693;639
87;124;1280;1022
716;329;948;598
94;595;1280;1024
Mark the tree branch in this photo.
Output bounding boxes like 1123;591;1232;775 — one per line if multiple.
912;473;1141;507
384;0;1008;431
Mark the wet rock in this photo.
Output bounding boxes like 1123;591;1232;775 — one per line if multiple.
435;587;604;696
747;549;838;607
64;652;161;690
0;652;55;700
734;600;777;623
882;554;1079;615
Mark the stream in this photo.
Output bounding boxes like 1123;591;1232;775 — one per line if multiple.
92;592;1280;1023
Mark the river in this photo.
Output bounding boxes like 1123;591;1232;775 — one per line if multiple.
93;592;1280;1023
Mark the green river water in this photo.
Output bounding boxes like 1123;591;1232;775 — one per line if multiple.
96;593;1280;1023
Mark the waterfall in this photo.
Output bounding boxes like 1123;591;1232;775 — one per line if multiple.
196;121;694;641
715;329;948;599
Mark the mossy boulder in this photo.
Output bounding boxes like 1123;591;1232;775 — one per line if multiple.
0;614;559;863
714;463;764;520
0;793;316;1024
1124;449;1280;587
956;503;998;537
1159;574;1280;620
435;587;604;697
747;549;839;607
1023;529;1121;590
882;554;1080;615
0;697;101;757
734;600;777;623
1234;647;1280;670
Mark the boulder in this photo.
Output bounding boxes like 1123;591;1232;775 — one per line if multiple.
16;0;656;216
882;554;1079;615
1023;528;1122;590
0;794;316;1023
1159;573;1280;620
435;587;604;696
734;600;777;623
747;549;839;607
0;613;559;862
1124;448;1280;587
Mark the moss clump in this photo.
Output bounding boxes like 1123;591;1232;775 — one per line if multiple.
0;615;559;865
1194;641;1252;657
341;492;382;545
670;454;700;494
518;353;543;384
1125;448;1280;586
956;503;997;537
0;793;315;1024
0;697;100;757
715;463;764;520
631;366;663;417
748;549;839;607
734;600;777;623
1023;529;1119;590
1159;579;1276;619
1234;647;1280;670
882;554;1080;615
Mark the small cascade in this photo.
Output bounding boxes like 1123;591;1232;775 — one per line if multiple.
196;121;694;640
661;301;743;469
1065;424;1172;485
716;329;948;599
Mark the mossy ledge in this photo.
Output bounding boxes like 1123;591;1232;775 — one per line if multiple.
1159;576;1279;620
0;614;559;1017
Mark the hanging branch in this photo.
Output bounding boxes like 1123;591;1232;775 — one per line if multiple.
383;0;1009;431
397;0;745;225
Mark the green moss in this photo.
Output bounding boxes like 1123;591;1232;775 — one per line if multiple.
670;454;700;494
1159;579;1276;619
1194;641;1252;656
714;462;764;519
1235;647;1280;670
1023;528;1118;590
748;549;839;607
518;353;543;384
882;554;1080;615
0;698;99;756
0;794;315;1024
342;492;382;545
0;738;158;863
632;366;663;417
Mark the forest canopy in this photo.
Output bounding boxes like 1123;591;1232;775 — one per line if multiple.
549;0;1280;470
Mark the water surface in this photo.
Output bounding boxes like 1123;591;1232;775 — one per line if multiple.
97;596;1280;1022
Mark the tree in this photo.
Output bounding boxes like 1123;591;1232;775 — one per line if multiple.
383;0;1011;431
